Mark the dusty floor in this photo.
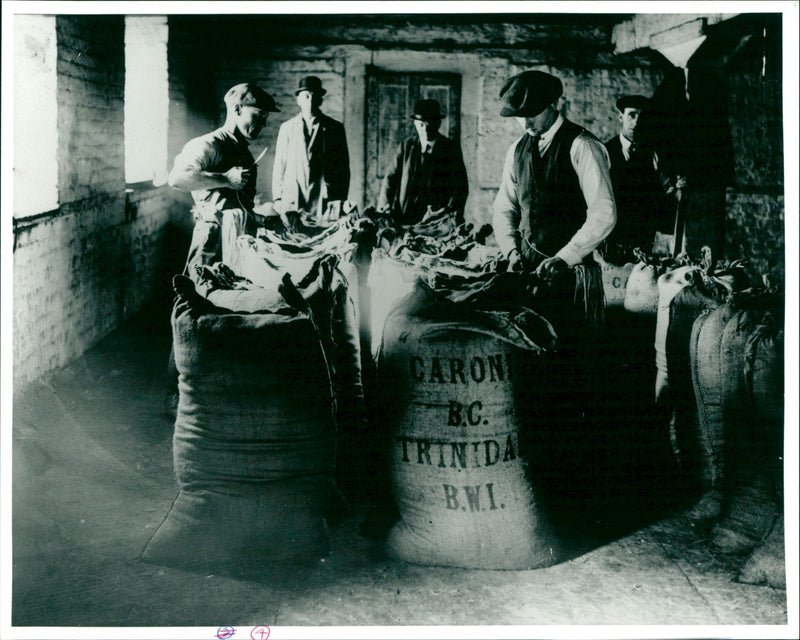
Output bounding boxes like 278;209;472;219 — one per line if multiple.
8;305;793;636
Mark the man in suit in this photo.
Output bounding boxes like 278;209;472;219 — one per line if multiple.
378;99;469;226
272;75;350;217
603;94;685;263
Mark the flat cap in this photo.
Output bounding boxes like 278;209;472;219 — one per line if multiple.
224;82;280;112
616;95;650;112
499;70;563;117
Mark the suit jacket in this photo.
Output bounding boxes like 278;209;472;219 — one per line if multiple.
378;134;468;225
605;135;673;251
272;112;350;214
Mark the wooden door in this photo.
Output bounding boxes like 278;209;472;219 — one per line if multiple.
365;69;462;208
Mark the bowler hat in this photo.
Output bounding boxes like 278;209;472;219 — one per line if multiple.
411;99;445;122
224;83;280;112
499;70;563;117
616;95;651;112
295;75;327;96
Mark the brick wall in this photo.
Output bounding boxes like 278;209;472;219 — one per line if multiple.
168;17;669;229
12;15;171;390
725;21;784;285
168;14;780;279
56;16;125;203
13;13;783;390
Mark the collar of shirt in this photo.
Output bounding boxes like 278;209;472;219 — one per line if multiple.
619;133;633;161
224;125;250;147
420;136;438;154
534;113;564;155
303;116;320;134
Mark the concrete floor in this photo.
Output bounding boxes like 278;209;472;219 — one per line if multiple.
7;306;794;637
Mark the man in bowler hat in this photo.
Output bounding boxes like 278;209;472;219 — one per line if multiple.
378;98;469;226
272;75;350;217
602;94;686;263
492;70;616;336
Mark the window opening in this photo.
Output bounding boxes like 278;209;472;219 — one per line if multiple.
13;14;58;218
124;16;169;186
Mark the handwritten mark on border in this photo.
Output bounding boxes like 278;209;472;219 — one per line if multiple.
216;626;236;639
250;626;271;640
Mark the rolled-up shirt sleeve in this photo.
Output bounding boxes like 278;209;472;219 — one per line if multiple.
172;137;218;175
492;139;524;258
555;134;617;266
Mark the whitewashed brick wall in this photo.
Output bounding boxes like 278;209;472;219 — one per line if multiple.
13;16;171;390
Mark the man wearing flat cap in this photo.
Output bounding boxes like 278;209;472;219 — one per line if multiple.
493;70;616;333
165;82;279;419
272;75;350;218
378;98;469;226
169;81;279;278
602;94;685;263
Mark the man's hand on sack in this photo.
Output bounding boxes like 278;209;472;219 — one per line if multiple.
534;256;568;282
507;249;524;272
224;166;250;190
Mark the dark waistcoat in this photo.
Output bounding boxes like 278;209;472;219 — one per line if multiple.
514;119;586;263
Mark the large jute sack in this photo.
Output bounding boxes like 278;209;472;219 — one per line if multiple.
367;249;421;357
655;271;724;497
710;296;783;556
743;308;784;576
198;257;366;434
193;257;368;505
654;266;709;401
658;260;752;403
744;305;784;435
142;276;335;571
623;262;664;314
237;232;356;287
379;282;565;570
738;513;785;589
233;233;364;409
718;303;764;472
593;250;634;308
689;303;739;492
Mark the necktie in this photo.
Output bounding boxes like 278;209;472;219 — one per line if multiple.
530;135;543;167
420;143;433;168
530;135;544;200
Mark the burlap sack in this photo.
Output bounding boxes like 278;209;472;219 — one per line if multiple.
594;250;634;308
142;276;335;571
378;283;565;570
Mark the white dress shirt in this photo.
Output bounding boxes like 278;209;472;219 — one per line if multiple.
493;114;617;266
